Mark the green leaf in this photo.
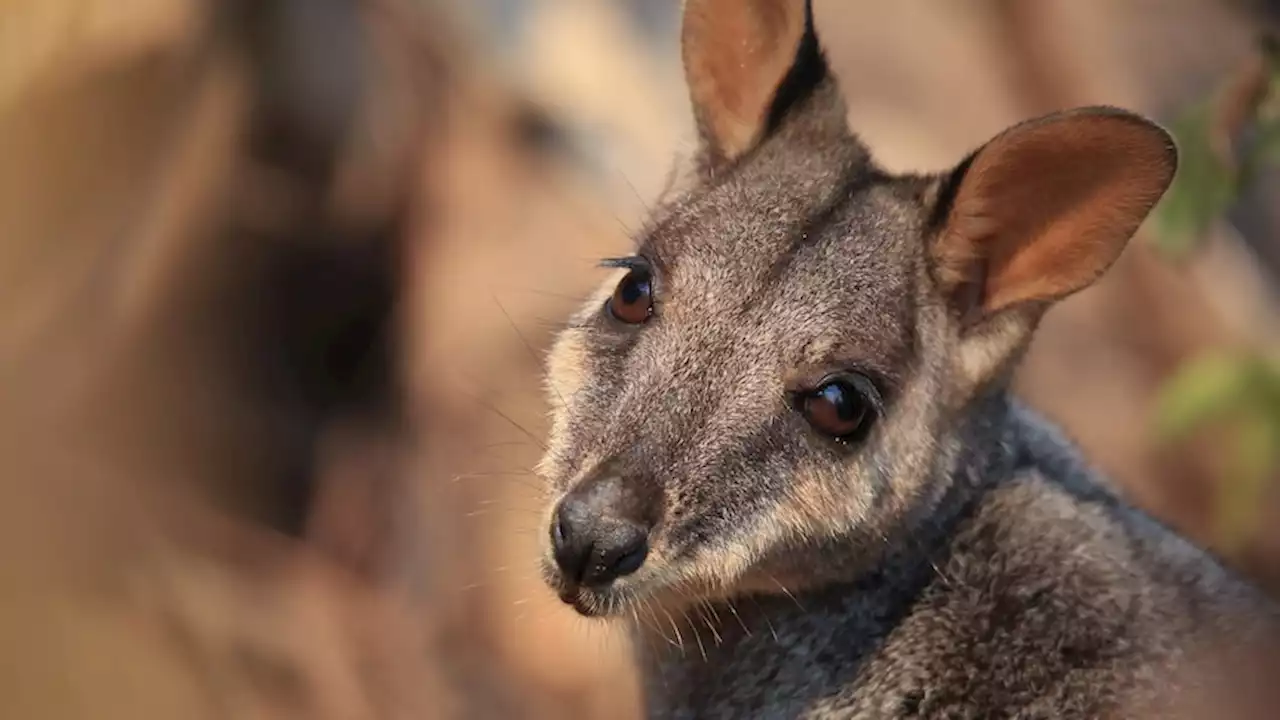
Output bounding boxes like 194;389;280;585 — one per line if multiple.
1251;115;1280;167
1212;413;1280;554
1153;352;1257;441
1149;102;1240;259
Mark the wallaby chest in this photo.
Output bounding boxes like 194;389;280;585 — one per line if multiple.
635;471;1244;720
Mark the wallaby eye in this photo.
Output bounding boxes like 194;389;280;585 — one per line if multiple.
801;374;879;441
606;269;654;324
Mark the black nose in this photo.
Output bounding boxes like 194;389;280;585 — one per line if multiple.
550;493;649;587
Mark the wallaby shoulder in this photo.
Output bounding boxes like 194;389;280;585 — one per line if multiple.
639;405;1276;719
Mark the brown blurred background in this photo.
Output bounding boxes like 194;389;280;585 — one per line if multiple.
1;0;1278;717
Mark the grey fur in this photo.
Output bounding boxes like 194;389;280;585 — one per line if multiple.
534;1;1280;717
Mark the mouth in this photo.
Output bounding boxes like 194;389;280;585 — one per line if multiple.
556;587;603;617
542;561;623;618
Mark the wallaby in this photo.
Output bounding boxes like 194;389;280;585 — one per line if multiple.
534;0;1279;717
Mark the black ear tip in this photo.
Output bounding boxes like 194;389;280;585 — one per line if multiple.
762;0;830;135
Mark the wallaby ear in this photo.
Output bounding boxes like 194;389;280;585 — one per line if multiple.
930;107;1177;326
681;0;831;167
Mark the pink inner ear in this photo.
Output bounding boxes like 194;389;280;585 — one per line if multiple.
681;0;809;162
936;112;1176;319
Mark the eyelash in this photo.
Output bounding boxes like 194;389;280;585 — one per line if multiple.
787;372;888;411
599;256;651;273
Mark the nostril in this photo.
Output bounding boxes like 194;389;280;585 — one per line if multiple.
551;500;591;584
593;527;648;584
607;539;648;578
551;511;569;552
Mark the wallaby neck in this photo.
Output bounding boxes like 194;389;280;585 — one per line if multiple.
629;394;1031;700
629;394;1030;710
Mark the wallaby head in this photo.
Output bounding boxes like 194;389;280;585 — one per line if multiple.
537;0;1177;618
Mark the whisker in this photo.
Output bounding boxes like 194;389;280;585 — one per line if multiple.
657;604;687;657
471;440;538;451
767;574;806;612
724;598;752;638
450;469;538;480
746;595;779;643
698;602;723;647
703;600;725;628
490;294;577;421
615;168;654;217
627;604;661;662
627;600;671;674
463;441;544;463
473;497;543;510
637;600;676;695
464;507;546;519
493;295;553;378
928;558;953;587
691;615;708;662
641;598;680;648
455;388;549;453
451;471;545;494
531;319;576;331
512;600;561;626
